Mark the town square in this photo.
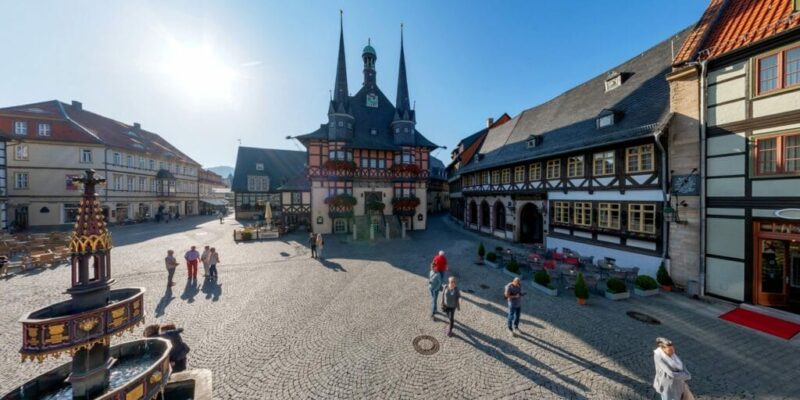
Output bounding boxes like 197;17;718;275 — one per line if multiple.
2;1;800;399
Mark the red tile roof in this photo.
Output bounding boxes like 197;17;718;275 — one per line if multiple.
0;100;199;165
460;114;511;168
675;0;800;65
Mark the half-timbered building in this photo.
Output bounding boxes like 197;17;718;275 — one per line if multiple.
458;30;689;276
295;18;438;234
673;0;800;312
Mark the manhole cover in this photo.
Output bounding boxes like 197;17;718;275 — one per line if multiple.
626;311;661;325
412;335;440;355
479;284;490;290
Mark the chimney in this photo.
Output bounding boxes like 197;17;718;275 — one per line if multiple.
133;122;141;132
71;100;82;111
486;117;494;128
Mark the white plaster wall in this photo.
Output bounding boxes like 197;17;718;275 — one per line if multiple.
708;76;746;105
548;189;662;202
546;237;663;277
707;133;746;156
707;177;744;197
705;256;745;301
752;90;800;118
752;180;800;197
707;100;746;126
707;61;746;84
707;155;745;177
706;217;745;259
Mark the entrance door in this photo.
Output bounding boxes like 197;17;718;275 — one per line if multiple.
364;192;382;215
14;206;28;230
519;203;543;244
757;239;789;306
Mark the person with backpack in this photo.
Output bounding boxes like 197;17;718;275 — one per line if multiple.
428;268;444;320
504;277;525;337
441;276;461;337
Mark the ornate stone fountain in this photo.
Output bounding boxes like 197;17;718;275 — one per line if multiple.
2;170;173;399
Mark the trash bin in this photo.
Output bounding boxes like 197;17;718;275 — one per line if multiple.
686;280;700;297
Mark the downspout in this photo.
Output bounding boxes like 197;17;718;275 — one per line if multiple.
653;126;669;261
698;60;708;298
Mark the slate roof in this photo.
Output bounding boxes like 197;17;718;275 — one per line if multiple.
0;100;199;165
429;157;447;181
460;28;689;174
232;147;307;193
674;0;800;65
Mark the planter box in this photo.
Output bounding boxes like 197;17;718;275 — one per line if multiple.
485;260;499;269
605;290;631;301
634;287;659;297
502;269;520;279
530;281;557;297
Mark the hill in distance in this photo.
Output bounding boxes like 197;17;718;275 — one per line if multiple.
208;166;234;178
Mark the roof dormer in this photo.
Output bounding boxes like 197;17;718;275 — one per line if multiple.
596;109;620;129
526;135;543;149
604;71;631;92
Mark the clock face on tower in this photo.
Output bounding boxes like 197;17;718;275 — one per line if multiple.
366;93;378;108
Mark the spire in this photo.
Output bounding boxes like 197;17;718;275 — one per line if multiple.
395;23;411;119
333;10;349;109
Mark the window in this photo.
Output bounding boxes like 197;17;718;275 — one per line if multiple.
256;163;264;171
546;160;561;179
331;150;353;161
567;156;584;177
139;177;146;192
159;161;165;170
38;123;51;136
14;144;28;161
481;171;490;185
127;155;133;168
529;163;541;181
756;133;800;175
127;176;134;191
593;151;615;176
598;203;620;229
628;204;656;234
15;172;28;189
149;159;155;170
626;144;654;173
151;179;157;192
394;152;414;164
14;121;27;135
139;156;145;169
573;202;592;226
334;219;347;233
291;192;303;204
113;174;122;191
514;166;525;183
501;169;511;184
596;114;614;128
553;201;569;224
80;149;92;163
63;204;81;224
113;153;121;165
491;170;500;184
393;182;416;198
755;47;800;95
247;175;269;192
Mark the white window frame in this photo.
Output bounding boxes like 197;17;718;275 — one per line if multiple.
15;172;29;189
14;121;27;135
38;122;51;136
113;153;121;165
14;144;29;161
80;149;92;164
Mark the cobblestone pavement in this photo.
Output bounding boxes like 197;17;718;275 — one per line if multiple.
2;214;799;399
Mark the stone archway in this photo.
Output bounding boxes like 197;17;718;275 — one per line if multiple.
480;201;490;228
519;203;543;244
468;201;477;225
494;201;506;231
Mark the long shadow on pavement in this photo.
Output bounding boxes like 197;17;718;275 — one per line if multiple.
155;286;175;317
201;278;223;301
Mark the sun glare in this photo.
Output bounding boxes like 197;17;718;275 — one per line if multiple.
161;42;236;102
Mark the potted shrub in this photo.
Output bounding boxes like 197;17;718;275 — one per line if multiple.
485;252;498;268
657;262;674;291
477;242;485;264
634;275;659;297
575;272;589;305
604;277;630;300
504;259;520;278
532;270;557;296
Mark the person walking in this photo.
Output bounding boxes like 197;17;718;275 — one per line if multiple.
309;233;318;259
428;268;444;320
184;246;200;281
200;245;211;277
653;337;693;400
441;276;461;337
164;250;179;287
316;233;324;260
219;210;224;224
208;247;220;279
504;277;525;336
431;250;448;283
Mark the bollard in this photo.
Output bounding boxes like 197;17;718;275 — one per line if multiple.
401;223;406;239
385;222;390;240
353;223;357;240
370;224;375;240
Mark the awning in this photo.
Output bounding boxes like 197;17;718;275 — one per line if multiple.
200;198;228;206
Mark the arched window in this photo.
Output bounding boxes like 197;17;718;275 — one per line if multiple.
494;201;506;231
480;201;490;227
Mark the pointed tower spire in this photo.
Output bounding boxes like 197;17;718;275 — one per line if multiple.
333;10;349;107
395;23;411;118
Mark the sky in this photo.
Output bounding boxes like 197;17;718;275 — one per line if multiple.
0;1;708;169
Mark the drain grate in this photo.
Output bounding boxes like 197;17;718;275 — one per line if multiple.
412;335;440;355
626;311;661;325
479;284;490;290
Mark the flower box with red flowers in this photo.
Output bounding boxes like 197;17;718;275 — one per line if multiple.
391;196;420;210
323;160;357;173
324;194;357;208
390;164;421;175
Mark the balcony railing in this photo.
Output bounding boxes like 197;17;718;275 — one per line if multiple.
308;166;429;180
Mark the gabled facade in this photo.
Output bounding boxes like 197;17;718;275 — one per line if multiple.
672;0;800;311
457;30;689;277
198;169;228;214
0;100;200;229
295;18;438;235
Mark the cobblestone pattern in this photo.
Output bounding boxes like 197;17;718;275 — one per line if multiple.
1;215;799;399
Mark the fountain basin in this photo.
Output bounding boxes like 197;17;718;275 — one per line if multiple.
20;288;145;362
2;338;171;400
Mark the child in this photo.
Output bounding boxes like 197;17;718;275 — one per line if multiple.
441;276;461;337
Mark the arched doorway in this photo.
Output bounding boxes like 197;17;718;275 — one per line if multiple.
519;203;543;243
468;201;477;224
480;201;490;227
494;201;506;231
